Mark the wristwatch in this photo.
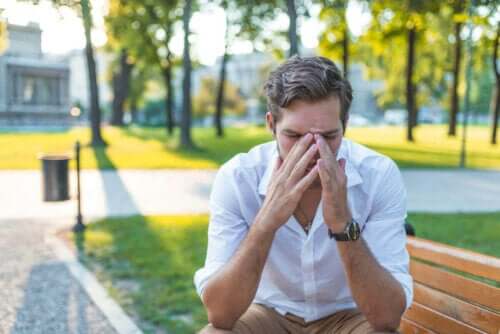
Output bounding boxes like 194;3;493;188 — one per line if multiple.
328;219;361;241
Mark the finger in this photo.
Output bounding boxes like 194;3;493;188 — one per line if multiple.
271;156;283;177
315;134;337;169
282;133;314;175
293;163;319;193
289;142;318;182
317;158;334;193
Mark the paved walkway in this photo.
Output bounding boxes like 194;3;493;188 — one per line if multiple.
1;169;499;221
0;219;117;334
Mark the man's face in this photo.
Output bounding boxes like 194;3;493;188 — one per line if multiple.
266;95;345;188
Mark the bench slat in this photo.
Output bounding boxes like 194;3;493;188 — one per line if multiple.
413;282;500;333
410;260;500;311
403;303;487;334
400;318;437;334
407;237;500;282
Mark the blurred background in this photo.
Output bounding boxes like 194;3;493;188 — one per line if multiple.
0;0;499;333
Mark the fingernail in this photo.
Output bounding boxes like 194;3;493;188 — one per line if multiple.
305;133;312;140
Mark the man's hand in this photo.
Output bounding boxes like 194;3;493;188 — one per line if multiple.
258;133;320;232
315;134;352;233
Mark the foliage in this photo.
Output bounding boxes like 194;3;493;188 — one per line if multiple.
317;0;350;65
0;18;7;54
193;76;246;118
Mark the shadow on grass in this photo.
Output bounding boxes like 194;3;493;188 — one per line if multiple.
78;215;209;333
122;126;272;167
71;146;207;333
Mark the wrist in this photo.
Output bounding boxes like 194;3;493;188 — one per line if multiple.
328;221;349;234
254;212;281;235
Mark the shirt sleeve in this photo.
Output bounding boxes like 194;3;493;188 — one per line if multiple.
193;164;250;297
362;159;413;310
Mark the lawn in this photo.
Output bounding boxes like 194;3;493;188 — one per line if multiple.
72;212;500;334
1;124;499;170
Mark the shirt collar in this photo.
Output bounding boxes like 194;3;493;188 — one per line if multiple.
258;139;362;197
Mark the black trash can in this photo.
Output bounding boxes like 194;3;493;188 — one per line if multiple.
40;155;70;202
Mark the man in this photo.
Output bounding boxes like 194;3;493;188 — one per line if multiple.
194;56;412;333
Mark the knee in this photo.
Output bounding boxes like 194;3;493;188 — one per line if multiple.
198;324;234;334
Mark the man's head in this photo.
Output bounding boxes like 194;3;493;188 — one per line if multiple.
263;56;353;182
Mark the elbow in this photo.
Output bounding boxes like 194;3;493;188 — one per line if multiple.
371;318;401;332
202;290;238;330
206;310;237;330
365;310;402;332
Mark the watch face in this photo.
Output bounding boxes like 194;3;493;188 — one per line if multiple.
348;220;361;240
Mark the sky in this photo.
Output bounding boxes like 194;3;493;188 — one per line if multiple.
0;0;371;66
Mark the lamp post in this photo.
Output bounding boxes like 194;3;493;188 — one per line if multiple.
73;141;85;232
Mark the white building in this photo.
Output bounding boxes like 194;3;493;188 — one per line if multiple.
0;22;71;126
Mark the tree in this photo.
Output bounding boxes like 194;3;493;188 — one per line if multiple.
214;13;229;137
448;0;466;136
80;0;106;145
194;76;246;119
489;22;499;144
361;0;441;142
105;0;181;135
318;0;351;78
110;48;133;126
214;0;270;137
181;0;195;148
26;0;106;145
287;0;299;56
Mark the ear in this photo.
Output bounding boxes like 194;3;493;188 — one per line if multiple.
266;112;276;136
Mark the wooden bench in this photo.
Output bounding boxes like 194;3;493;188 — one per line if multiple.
400;236;500;334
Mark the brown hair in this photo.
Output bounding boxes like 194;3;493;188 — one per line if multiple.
263;56;353;131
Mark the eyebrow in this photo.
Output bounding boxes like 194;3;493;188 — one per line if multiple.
281;129;341;136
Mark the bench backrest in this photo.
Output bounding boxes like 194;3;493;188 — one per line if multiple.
401;237;500;334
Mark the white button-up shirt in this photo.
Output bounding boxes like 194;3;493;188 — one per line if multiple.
194;138;413;322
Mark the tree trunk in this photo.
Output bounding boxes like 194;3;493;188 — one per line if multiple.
287;0;299;57
181;0;194;148
130;99;138;124
490;22;499;145
342;25;349;79
81;0;105;146
164;28;175;136
111;49;132;126
215;15;230;138
448;1;464;136
163;64;174;136
406;27;417;142
215;52;228;138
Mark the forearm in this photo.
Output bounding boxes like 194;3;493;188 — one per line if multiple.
337;238;406;331
201;216;276;329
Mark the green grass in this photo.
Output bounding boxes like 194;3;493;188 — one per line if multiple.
407;212;500;258
73;212;500;334
1;124;499;170
72;215;209;333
